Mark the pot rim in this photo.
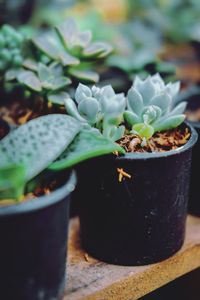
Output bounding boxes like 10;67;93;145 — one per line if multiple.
0;171;76;217
116;122;198;161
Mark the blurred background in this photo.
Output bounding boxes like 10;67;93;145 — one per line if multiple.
1;0;200;89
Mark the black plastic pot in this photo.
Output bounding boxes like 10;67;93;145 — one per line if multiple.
78;123;197;266
0;171;76;300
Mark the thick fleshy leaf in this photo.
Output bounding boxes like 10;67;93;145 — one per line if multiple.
124;110;141;126
59;51;80;66
48;92;69;105
23;59;38;72
135;76;156;104
78;30;92;48
0;114;81;180
32;34;59;60
50;77;71;90
153;115;185;132
92;42;112;58
75;83;92;103
151;73;165;91
150;93;172;115
0;164;26;201
78;97;100;123
169;101;187;116
103;125;125;141
143;106;162;124
101;94;126;116
17;70;42;92
49;129;125;170
5;69;22;81
127;87;144;115
132;123;154;139
83;42;112;58
38;63;52;82
64;98;87;123
101;85;115;98
69;69;99;83
165;81;180;98
56;18;79;48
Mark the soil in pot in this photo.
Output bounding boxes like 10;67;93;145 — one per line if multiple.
0;97;66;126
78;123;197;266
0;170;76;300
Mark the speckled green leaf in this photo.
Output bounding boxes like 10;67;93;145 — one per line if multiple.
49;129;125;171
0;114;82;180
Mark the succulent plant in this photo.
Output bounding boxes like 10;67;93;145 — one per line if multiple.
5;62;71;104
1;19;112;104
31;18;112;84
0;113;124;200
65;83;126;141
124;74;186;139
0;25;25;73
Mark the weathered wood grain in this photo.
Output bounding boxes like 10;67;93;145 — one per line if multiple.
64;215;200;300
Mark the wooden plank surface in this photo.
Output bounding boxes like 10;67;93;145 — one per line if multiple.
64;215;200;300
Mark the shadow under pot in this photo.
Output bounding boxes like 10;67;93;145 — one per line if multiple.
78;123;197;266
0;171;76;300
184;95;200;215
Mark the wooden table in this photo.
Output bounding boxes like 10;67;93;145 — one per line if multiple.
64;215;200;300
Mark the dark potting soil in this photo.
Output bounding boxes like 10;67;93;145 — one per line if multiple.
0;180;58;206
0;99;65;126
118;127;190;153
0;171;71;206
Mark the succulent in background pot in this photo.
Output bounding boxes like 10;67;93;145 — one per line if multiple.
65;74;197;265
1;18;112;108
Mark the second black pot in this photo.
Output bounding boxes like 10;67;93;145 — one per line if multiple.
0;171;76;300
78;124;197;266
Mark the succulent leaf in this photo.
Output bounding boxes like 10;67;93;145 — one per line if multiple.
127;87;144;115
48;92;69;105
153;115;185;132
64;97;87;123
169;101;187;116
150;93;172;115
0;114;82;180
75;83;92;103
78;97;100;124
56;18;79;49
49;129;125;171
17;70;42;92
124;111;141;126
132;123;154;139
68;69;99;83
134;76;156;104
